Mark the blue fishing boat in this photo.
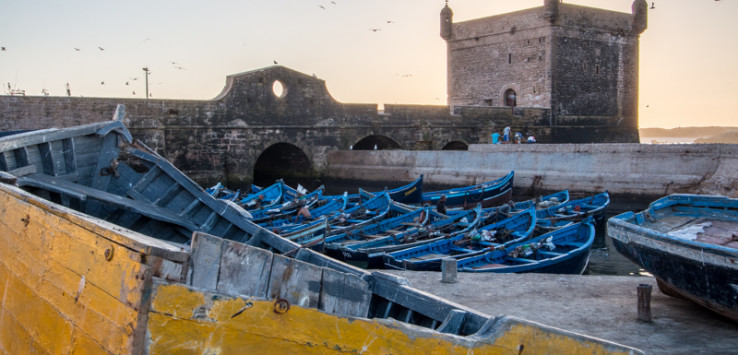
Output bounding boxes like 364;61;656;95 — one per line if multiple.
511;189;570;212
383;207;537;271
329;206;484;269
323;174;423;205
323;206;432;267
455;219;595;274
607;194;738;322
536;191;609;230
421;171;514;209
238;180;286;210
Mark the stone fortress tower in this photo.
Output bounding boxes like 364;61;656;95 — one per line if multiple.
441;0;648;130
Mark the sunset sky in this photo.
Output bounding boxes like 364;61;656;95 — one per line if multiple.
1;0;735;128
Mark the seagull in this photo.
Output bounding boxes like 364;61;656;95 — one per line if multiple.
98;46;105;51
273;60;278;64
650;2;655;9
370;28;381;32
386;20;395;24
100;81;105;85
319;5;325;9
73;48;80;51
331;1;336;4
132;91;136;95
125;81;129;86
1;47;5;51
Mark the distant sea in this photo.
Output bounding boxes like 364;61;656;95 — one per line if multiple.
639;137;694;144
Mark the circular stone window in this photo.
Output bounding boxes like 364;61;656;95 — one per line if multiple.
272;80;286;99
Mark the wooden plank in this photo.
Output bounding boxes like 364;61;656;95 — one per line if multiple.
0;122;124;152
319;268;371;317
17;173;200;232
87;132;120;215
38;141;57;175
268;254;322;308
61;137;77;177
436;309;467;335
13;146;29;167
217;240;273;298
7;164;38;177
190;232;224;290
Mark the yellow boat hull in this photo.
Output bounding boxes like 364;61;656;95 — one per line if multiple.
0;183;641;354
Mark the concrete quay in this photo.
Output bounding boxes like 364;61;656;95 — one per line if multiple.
325;143;738;206
383;270;738;354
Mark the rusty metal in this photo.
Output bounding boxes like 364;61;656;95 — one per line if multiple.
273;298;290;314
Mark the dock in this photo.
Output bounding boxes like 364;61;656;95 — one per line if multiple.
384;271;738;354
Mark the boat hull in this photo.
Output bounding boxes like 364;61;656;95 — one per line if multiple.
609;223;738;322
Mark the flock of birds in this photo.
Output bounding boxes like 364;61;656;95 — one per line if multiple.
2;1;724;97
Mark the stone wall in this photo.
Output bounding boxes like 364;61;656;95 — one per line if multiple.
325;143;738;208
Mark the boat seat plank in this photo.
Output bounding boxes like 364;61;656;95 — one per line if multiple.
17;173;200;232
536;250;564;257
506;257;537;264
8;164;38;177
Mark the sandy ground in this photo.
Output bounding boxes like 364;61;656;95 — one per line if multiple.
382;271;738;354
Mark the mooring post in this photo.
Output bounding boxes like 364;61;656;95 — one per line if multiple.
637;283;653;322
441;258;457;283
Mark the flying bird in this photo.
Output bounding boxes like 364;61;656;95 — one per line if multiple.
331;1;336;4
125;81;129;86
132;91;136;95
100;81;105;85
319;5;325;9
650;2;655;9
370;28;381;32
73;48;80;51
273;60;278;64
386;20;395;24
98;46;105;51
1;47;6;51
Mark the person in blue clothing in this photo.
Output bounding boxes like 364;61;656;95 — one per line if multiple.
490;131;501;144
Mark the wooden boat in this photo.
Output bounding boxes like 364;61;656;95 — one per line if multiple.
323;174;423;205
258;193;348;229
536;191;610;230
322;205;432;267
0;118;642;354
607;194;738;322
456;219;596;274
249;186;324;222
512;189;570;212
421;171;514;209
328;206;484;269
238;180;286;210
384;207;537;271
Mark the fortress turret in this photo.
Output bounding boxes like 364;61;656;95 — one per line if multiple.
631;0;648;34
440;2;453;40
543;0;560;23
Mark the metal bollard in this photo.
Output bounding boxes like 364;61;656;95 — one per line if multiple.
637;283;653;322
441;258;457;283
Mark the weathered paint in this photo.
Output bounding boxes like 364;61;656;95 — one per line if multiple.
0;183;150;354
147;282;637;355
0;181;640;354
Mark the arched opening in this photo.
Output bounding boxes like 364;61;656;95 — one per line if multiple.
504;89;517;107
272;80;286;99
441;141;468;151
253;143;314;188
352;135;402;150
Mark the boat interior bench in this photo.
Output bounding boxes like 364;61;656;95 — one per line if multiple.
17;173;199;231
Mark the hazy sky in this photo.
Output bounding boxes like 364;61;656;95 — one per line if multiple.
1;1;735;128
